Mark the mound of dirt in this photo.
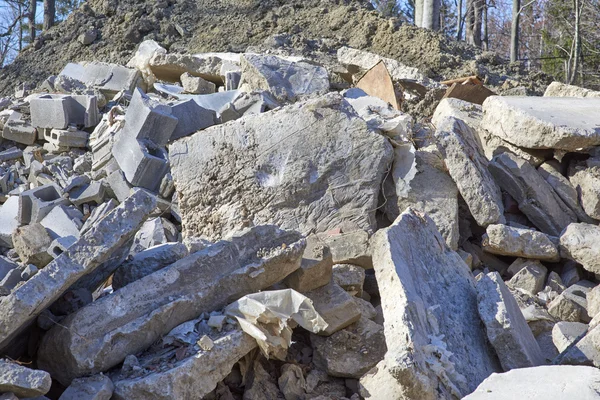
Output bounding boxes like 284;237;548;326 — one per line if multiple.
0;0;550;96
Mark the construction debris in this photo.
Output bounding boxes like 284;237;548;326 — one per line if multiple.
0;33;599;400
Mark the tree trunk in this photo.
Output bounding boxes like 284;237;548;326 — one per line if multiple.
414;0;424;27
569;0;582;84
43;0;55;30
510;0;520;62
482;0;488;50
29;0;36;41
421;0;440;30
466;0;483;47
457;0;463;40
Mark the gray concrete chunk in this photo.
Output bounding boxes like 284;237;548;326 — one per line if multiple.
482;224;559;261
122;88;178;146
169;99;217;141
435;116;505;227
489;152;576;236
481;96;600;151
0;359;51;398
169;93;393;241
37;226;304;385
59;374;114;400
360;209;499;399
476;272;544;370
560;223;600;274
0;189;156;351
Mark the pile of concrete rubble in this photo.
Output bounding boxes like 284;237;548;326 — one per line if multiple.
1;39;600;399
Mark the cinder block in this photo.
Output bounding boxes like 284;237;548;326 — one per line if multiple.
45;127;89;148
105;170;132;203
69;181;105;206
122;88;178;145
18;184;70;224
112;132;169;192
40;205;83;239
30;94;99;129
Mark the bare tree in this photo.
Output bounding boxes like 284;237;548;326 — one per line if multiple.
568;0;582;84
457;0;464;39
415;0;441;30
466;0;484;47
43;0;54;30
28;0;35;41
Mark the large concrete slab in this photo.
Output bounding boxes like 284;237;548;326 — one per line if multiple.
481;96;600;151
359;208;499;399
0;189;156;351
170;93;393;241
37;226;305;385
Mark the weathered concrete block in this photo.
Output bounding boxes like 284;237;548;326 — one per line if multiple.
112;133;169;192
544;81;600;98
59;62;142;96
482;224;559;261
507;262;547;296
306;281;361;336
332;264;365;297
489;152;576;236
122;88;178;146
481;96;600;151
59;374;114;400
169;99;217;141
45;128;89;148
560;223;600;274
69;181;105;206
112;242;188;290
239;54;329;102
2;112;36;145
37;226;304;385
552;321;588;353
382;144;460;250
40;205;82;239
30;94;99;129
169;93;393;240
477;272;544;370
360;209;499;399
568;160;600;221
0;189;156;351
435;116;505;227
311;317;386;378
12;223;53;267
180;72;216;94
464;366;600;400
284;234;333;293
0;359;52;398
105;170;132;203
112;329;256;400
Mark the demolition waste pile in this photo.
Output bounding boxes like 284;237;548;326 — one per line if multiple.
1;0;600;399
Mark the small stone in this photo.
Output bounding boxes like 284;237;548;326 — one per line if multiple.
207;315;226;331
180;72;216;94
507;262;548;296
0;359;52;398
197;335;214;351
548;294;584;322
552;321;588;353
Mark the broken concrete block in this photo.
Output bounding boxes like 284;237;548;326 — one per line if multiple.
538;161;597;223
170;93;392;240
18;184;70;224
69;181;105;206
0;359;52;398
435;116;505;227
112;242;188;290
489;152;576;236
588;285;600;318
112;328;256;400
315;230;372;269
59;62;142;96
239;54;329;102
0;148;23;163
548;293;585;322
45;127;89;148
37;226;304;385
311;317;386;379
0;189;156;351
79;199;117;235
477;272;544;370
59;374;114;400
463;366;600;400
482;224;559;261
383;143;460;249
148;52;236;83
40;205;82;239
544;81;600;98
12;223;53;267
105;170;132;203
278;364;306;400
552;321;588;353
507;262;548;296
361;209;499;399
122;88;178;146
305;281;361;336
112;133;169;192
218;90;279;123
169;98;217;141
283;235;333;293
332;264;365;297
180;72;216;94
30;94;99;129
481;96;600;151
560;223;600;274
0;268;22;294
2;112;36;145
568;161;600;220
129;217;177;255
0;196;19;247
0;257;17;282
